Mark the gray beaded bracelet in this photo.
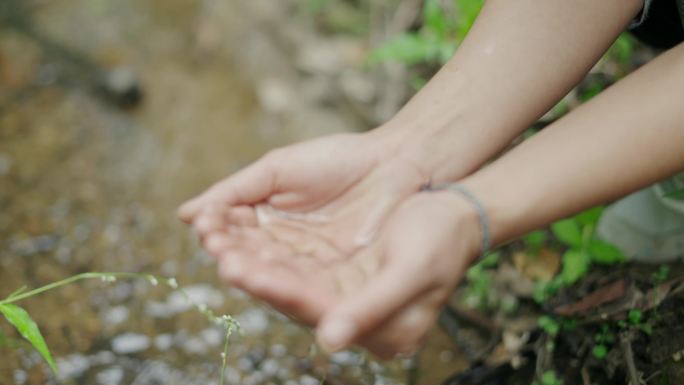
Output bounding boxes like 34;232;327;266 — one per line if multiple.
422;182;492;258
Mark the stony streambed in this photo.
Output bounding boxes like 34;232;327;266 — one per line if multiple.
0;1;463;384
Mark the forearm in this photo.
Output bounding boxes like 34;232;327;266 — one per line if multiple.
462;43;684;244
372;0;643;182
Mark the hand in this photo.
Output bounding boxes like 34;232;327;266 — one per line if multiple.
179;132;427;258
209;190;480;357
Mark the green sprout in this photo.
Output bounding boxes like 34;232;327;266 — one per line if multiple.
0;272;239;385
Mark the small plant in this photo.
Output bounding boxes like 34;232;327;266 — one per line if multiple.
0;272;239;385
463;252;500;310
368;0;483;67
592;324;616;360
532;207;626;303
533;370;563;385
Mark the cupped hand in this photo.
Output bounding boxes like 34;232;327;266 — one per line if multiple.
207;190;481;358
179;132;428;258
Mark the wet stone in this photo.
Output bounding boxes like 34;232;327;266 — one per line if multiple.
236;308;269;335
260;358;279;377
223;367;241;385
13;369;27;385
96;366;124;385
9;234;58;256
243;371;266;385
99;66;144;108
102;305;129;326
56;354;90;380
246;346;267;366
153;334;173;351
299;374;319;385
200;327;224;347
181;337;208;355
269;343;286;357
111;333;151;354
0;153;13;176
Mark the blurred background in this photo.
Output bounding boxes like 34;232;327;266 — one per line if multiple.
0;0;661;385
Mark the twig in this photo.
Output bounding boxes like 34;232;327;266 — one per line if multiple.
580;365;591;385
620;330;643;385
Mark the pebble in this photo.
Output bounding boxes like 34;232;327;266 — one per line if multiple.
200;327;224;347
182;337;208;355
242;371;266;385
145;284;223;318
299;374;320;385
102;305;129;326
99;66;143;108
96;366;124;385
56;354;90;380
330;350;362;366
154;334;173;351
236;308;269;335
0;153;13;176
269;344;286;357
13;369;27;385
223;367;241;385
260;358;279;377
111;333;150;354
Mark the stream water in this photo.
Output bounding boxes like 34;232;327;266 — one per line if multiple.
0;1;464;384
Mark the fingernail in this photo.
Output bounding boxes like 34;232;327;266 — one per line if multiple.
318;318;356;352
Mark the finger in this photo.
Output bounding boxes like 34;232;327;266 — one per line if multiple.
315;260;428;353
218;253;336;325
362;296;439;359
178;157;276;222
228;205;259;227
203;231;240;257
193;205;230;236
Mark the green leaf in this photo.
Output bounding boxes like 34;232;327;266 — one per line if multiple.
628;309;643;325
524;230;548;252
592;344;608;360
423;0;448;37
0;303;57;375
367;33;441;66
454;0;484;39
664;188;684;199
538;315;560;336
588;239;626;264
575;206;605;227
561;250;590;285
551;219;583;247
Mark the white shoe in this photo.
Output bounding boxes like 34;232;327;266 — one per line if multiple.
597;174;684;263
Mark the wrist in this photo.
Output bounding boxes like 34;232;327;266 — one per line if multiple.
426;189;483;261
368;114;488;184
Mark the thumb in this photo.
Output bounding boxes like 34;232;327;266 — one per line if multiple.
315;259;427;353
178;155;277;223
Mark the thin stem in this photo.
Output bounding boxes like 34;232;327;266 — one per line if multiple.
0;272;144;305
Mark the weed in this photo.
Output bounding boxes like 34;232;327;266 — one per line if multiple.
0;272;239;385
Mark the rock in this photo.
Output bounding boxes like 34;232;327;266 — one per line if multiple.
96;366;124;385
111;333;150;354
154;334;173;351
236;308;269;335
56;354;90;380
256;78;292;113
99;66;143;108
0;153;13;176
102;305;129;326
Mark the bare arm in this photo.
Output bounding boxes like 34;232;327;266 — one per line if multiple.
462;42;684;244
375;0;643;182
314;44;684;355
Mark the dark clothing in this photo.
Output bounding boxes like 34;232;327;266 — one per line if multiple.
631;0;684;49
